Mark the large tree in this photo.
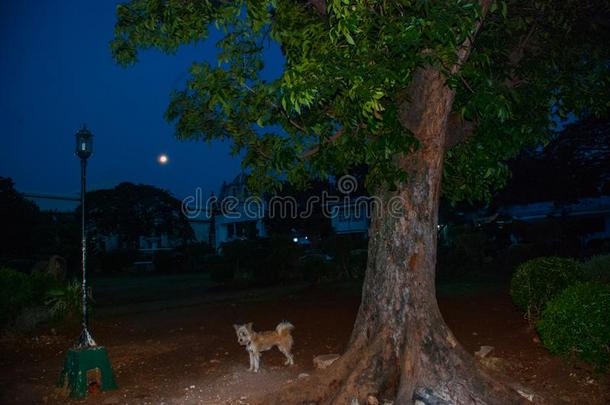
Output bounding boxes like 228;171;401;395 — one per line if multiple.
0;177;41;260
86;182;194;250
111;1;610;403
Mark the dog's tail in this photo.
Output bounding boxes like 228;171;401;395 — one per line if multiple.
276;321;295;337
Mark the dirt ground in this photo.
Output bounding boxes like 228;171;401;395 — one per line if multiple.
0;279;608;404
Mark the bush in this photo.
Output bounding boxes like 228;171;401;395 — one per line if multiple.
0;267;34;326
583;255;610;284
537;282;610;370
45;281;83;321
184;242;215;272
510;256;583;320
0;267;58;326
297;254;335;283
266;236;299;281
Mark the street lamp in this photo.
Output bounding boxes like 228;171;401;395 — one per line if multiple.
58;125;117;399
75;125;95;348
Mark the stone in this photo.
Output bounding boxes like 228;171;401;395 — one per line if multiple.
478;356;509;373
298;373;310;379
517;389;535;402
474;345;494;359
313;354;340;369
367;394;379;405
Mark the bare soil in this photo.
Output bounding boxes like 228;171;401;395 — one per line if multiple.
0;280;608;404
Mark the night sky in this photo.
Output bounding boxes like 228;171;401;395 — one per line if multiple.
0;1;284;209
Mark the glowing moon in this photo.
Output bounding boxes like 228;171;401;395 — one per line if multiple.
158;154;169;164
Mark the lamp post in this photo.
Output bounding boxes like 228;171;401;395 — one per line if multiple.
75;125;95;348
58;125;117;399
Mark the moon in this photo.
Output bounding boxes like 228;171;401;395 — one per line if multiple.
158;154;169;164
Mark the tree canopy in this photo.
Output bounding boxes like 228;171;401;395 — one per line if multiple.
0;177;41;259
498;117;610;204
112;0;609;201
86;182;194;249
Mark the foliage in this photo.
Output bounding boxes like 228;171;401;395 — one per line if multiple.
86;182;194;250
183;242;216;272
220;239;279;284
537;282;610;370
583;255;610;284
45;281;83;321
112;0;609;201
497;118;610;204
0;267;59;326
510;256;583;320
438;228;489;279
0;267;34;325
0;177;41;259
265;235;300;281
297;254;335;284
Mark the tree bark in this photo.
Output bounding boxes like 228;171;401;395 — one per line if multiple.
262;68;528;404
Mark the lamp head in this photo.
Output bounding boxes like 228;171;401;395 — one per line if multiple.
75;124;93;159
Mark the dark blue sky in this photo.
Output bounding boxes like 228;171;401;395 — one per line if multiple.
1;1;283;209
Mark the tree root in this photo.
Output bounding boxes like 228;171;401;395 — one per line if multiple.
256;331;531;405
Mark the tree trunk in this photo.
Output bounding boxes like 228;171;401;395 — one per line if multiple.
262;68;527;404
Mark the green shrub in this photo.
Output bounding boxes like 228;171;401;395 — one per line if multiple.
0;267;34;325
30;271;62;300
537;282;610;370
45;281;83;321
297;254;334;283
510;256;583;320
583;255;610;284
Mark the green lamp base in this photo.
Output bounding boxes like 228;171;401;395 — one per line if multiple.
58;346;118;399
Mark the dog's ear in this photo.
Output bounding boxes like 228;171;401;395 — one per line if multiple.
233;324;239;331
246;322;253;331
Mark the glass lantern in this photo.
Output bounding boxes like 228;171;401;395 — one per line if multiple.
75;125;93;159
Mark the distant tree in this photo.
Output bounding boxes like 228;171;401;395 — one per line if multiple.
86;182;194;250
0;177;41;260
113;1;609;403
499;117;610;204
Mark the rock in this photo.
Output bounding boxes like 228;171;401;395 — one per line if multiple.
298;373;310;379
367;394;379;405
478;356;509;373
474;345;494;359
313;354;340;369
517;389;535;402
103;395;120;404
532;336;540;343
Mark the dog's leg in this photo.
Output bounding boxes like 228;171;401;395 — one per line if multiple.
279;346;294;366
253;351;260;372
248;350;254;371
